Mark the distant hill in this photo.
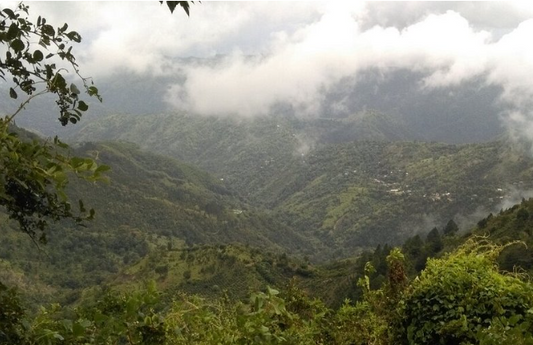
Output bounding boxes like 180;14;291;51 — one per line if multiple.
64;113;533;256
269;140;533;252
10;67;504;144
62;111;422;201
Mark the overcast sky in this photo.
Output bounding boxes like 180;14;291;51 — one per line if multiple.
8;1;533;142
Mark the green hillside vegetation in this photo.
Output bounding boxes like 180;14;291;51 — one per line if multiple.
4;126;533;313
92;244;316;302
96;241;369;310
471;198;533;273
3;237;533;344
274;139;533;252
5;3;533;343
67;114;533;255
0;140;319;307
4;142;533;343
65;111;419;203
67;141;312;252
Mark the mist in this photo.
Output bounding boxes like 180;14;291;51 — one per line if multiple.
9;2;533;148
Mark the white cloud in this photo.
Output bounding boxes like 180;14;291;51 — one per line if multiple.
488;19;533;107
28;2;324;77
167;8;499;117
16;1;533;143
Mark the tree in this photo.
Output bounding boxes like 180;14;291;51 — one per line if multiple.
516;208;529;222
0;3;108;243
0;2;192;243
426;227;443;253
400;240;533;344
443;219;459;236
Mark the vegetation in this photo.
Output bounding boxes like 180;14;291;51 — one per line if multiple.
2;238;533;344
0;140;319;307
0;3;106;243
67;112;533;255
3;2;533;344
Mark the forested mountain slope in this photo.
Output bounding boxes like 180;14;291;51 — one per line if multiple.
66;141;312;251
0;140;318;306
272;140;533;252
66;113;533;255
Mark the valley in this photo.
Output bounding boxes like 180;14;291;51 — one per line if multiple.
2;2;533;342
3;112;533;312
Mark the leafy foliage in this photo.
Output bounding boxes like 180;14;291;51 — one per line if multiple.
0;3;100;124
0;124;107;243
399;239;533;344
162;1;193;15
5;238;533;344
0;3;105;241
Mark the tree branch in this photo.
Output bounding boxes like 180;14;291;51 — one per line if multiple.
5;89;48;123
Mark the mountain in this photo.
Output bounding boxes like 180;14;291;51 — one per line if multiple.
63;112;533;256
9;67;505;144
269;139;533;252
66;141;312;252
0;140;318;305
321;69;504;143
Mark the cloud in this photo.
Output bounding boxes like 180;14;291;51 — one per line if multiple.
166;8;497;117
18;1;533;143
166;4;363;117
28;2;323;77
360;2;533;32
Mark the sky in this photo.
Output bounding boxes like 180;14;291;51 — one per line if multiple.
9;1;533;143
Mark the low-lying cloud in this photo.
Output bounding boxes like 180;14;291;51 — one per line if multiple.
24;2;533;146
163;5;533;130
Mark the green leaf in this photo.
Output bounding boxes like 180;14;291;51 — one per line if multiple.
6;23;19;40
77;100;88;111
3;8;16;19
164;1;190;16
33;49;44;62
66;31;81;43
95;165;111;174
9;88;17;99
61;319;73;332
88;86;99;96
42;24;55;37
52;332;64;340
70;83;80;95
51;72;66;89
72;322;85;337
10;39;25;53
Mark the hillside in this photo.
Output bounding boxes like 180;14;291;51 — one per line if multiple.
67;141;312;252
93;241;363;309
271;140;533;252
64;113;533;255
0;140;318;306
